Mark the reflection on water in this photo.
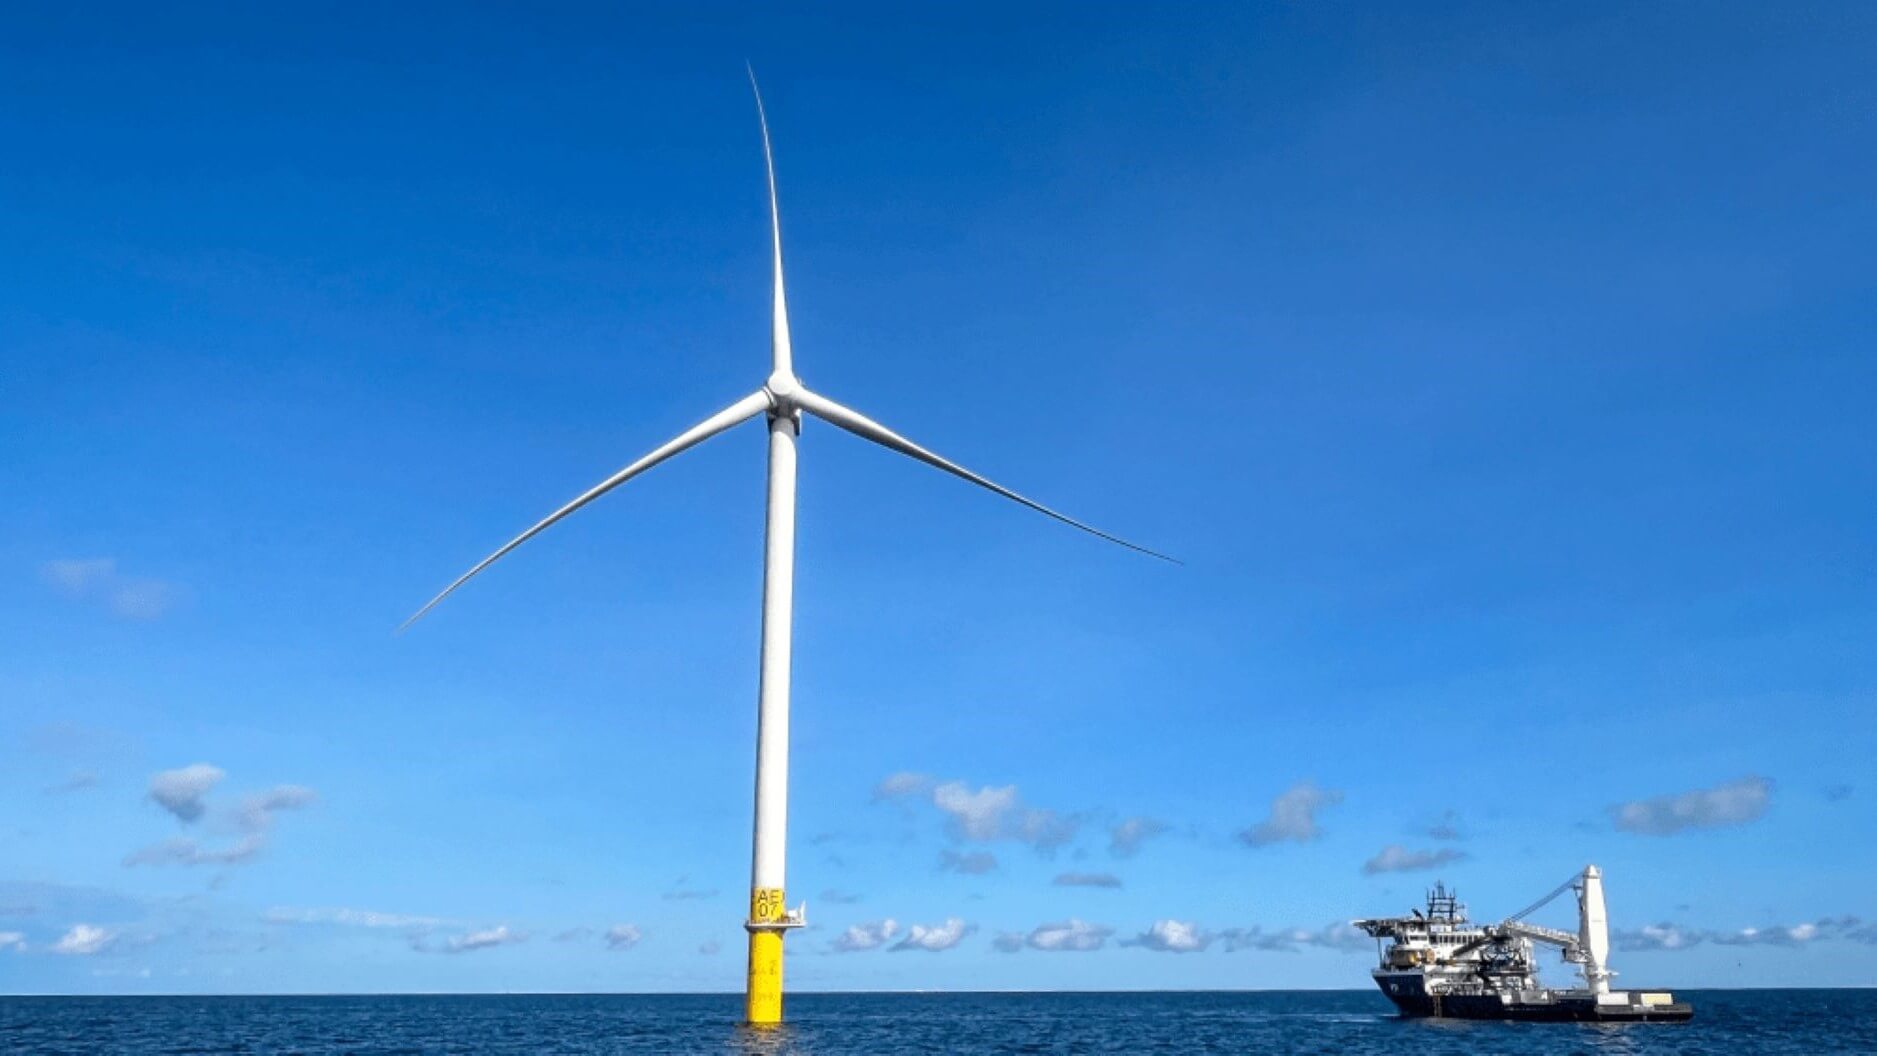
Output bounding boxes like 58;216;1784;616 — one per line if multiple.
1;989;1871;1055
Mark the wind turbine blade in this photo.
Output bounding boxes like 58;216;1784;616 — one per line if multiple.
402;389;774;629
792;387;1178;564
747;65;793;379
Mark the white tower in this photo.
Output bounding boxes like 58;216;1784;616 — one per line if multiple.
1578;864;1614;994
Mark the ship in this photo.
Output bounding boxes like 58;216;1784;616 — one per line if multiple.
1352;865;1693;1022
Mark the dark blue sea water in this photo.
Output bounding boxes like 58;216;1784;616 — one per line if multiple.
2;990;1871;1054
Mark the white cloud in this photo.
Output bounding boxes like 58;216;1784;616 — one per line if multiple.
1011;807;1078;851
1611;776;1772;835
1721;923;1819;947
51;924;114;955
873;772;934;800
1312;922;1383;952
932;782;1020;840
1109;816;1168;858
605;925;642;951
1025;919;1113;952
42;558;177;620
1219;922;1370;953
42;558;117;594
876;771;1082;852
0;932;23;951
264;907;448;930
1615;923;1704;952
877;778;1079;852
130;772;314;867
891;918;973;952
125;834;267;867
832;919;900;953
239;786;316;831
937;850;998;875
661;877;718;901
109;581;175;620
1218;926;1304;952
1424;810;1464;841
149;764;225;823
1362;845;1468;875
1238;782;1343;847
45;771;100;795
1127;919;1210;953
1053;872;1122;889
416;925;526;954
1615;916;1871;951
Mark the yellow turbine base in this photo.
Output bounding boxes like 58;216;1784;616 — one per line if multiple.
744;928;784;1024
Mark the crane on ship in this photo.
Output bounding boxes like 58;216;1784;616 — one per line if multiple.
1451;864;1615;993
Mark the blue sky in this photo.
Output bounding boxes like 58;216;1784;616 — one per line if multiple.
3;2;1874;994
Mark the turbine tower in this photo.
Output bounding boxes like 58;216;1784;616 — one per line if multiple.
404;75;1172;1025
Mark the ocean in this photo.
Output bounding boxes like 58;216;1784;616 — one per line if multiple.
2;989;1871;1054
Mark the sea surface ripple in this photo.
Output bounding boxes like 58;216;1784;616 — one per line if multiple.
2;989;1870;1055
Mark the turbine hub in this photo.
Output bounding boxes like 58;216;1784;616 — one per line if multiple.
764;372;800;409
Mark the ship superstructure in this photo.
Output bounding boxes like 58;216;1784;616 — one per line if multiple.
1353;865;1691;1022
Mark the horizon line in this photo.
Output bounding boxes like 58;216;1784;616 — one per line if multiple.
2;985;1870;999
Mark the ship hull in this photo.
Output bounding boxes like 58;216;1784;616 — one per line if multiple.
1373;973;1693;1022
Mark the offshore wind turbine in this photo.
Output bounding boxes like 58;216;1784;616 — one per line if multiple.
403;75;1172;1025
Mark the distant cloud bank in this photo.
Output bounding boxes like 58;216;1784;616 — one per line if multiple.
414;925;527;955
829;915;973;953
1008;918;1113;952
1126;919;1210;953
1618;916;1875;951
832;919;898;952
892;918;973;952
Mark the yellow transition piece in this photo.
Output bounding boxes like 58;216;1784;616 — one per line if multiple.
745;887;786;1024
